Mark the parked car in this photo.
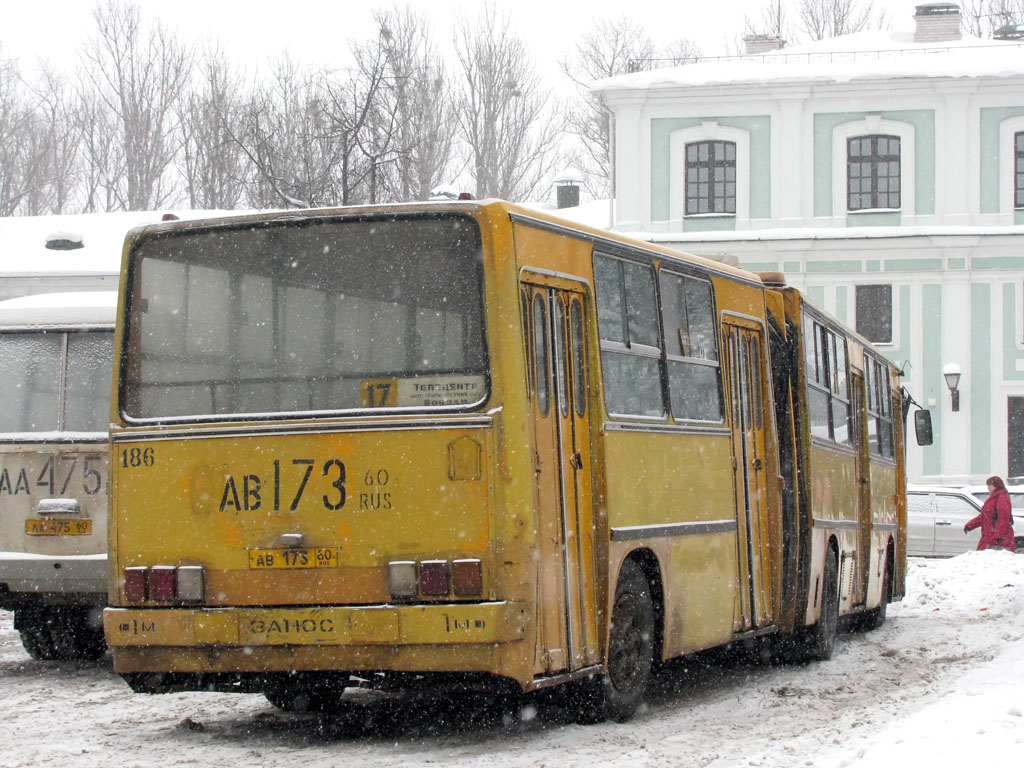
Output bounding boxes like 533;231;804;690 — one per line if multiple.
906;485;984;557
961;484;1024;552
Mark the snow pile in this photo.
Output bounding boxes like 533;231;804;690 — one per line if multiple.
822;551;1024;767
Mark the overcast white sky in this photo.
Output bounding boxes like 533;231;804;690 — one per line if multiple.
3;0;927;78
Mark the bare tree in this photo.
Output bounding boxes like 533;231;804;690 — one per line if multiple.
348;24;405;204
177;46;248;210
962;0;1024;35
77;85;124;213
79;0;192;210
796;0;884;41
0;54;39;216
453;4;564;201
25;66;84;214
234;56;336;208
373;5;457;202
562;18;699;198
745;0;792;43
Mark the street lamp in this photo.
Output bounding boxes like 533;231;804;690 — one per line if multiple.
943;363;962;412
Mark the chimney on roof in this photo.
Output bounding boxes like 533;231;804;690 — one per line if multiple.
744;34;785;55
993;23;1024;41
914;3;962;43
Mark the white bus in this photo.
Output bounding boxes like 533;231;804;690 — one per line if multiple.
0;292;116;659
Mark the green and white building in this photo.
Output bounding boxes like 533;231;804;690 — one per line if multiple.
594;4;1024;484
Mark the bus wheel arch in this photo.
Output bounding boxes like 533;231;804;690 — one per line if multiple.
578;552;660;723
789;538;839;663
869;539;895;630
811;539;841;660
622;548;665;665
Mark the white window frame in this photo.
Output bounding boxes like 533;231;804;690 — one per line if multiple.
669;122;750;231
832;116;915;225
998;115;1024;215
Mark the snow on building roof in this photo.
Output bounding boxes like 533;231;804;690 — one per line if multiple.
593;30;1024;93
0;210;226;276
636;223;1024;245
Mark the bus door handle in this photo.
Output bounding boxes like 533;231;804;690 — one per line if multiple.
569;451;583;470
751;457;763;471
935;520;952;526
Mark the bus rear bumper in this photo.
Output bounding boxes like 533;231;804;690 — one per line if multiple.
0;553;107;606
105;601;527;677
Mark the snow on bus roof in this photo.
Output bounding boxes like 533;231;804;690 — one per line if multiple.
0;291;118;327
0;210;227;276
592;31;1024;92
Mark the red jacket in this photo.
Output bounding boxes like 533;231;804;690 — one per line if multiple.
965;488;1016;552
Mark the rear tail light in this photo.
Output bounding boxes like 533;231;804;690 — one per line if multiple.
452;559;483;597
124;567;148;602
149;566;177;601
388;561;418;600
122;565;205;603
388;558;484;600
419;560;450;596
176;566;205;602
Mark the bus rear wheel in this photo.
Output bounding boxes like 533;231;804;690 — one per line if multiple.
264;674;349;713
17;606;106;662
805;549;839;661
579;559;655;723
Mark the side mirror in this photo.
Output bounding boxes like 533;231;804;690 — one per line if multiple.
914;410;933;446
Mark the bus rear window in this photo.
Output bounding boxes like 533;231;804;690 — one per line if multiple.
0;331;112;433
122;214;488;421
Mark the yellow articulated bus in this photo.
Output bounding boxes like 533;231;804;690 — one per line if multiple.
0;292;116;660
103;201;925;720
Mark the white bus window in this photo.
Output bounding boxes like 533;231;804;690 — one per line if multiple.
64;333;114;432
0;334;62;431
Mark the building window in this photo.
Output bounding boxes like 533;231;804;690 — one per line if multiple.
1016;131;1024;209
855;284;893;345
685;140;736;215
1009;397;1024;480
847;135;901;211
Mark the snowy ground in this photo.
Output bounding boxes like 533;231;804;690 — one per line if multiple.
1;552;1022;767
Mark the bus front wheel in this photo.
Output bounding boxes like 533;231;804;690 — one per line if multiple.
579;559;655;723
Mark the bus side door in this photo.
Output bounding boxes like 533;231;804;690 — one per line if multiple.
852;370;872;605
723;320;774;631
523;280;599;674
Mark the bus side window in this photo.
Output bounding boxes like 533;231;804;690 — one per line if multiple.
522;291;533;401
571;298;586;418
533;294;550;415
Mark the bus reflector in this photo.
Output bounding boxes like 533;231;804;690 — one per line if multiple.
419;560;449;596
124;567;148;602
176;566;205;602
452;559;482;596
388;561;417;599
149;566;177;601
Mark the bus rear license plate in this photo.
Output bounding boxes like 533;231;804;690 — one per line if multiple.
248;547;338;570
25;519;92;536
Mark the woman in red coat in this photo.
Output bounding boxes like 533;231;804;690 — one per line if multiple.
964;476;1016;552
